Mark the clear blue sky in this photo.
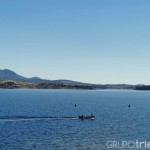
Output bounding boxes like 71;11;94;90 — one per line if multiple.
0;0;150;84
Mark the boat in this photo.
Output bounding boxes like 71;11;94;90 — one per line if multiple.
79;115;96;120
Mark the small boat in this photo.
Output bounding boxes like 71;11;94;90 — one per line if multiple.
79;115;96;120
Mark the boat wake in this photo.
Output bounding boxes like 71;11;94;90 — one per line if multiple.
0;116;79;122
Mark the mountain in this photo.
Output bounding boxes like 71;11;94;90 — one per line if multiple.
0;69;25;80
0;69;136;89
0;69;45;83
0;69;91;86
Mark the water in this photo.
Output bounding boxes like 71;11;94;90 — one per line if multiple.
0;89;150;150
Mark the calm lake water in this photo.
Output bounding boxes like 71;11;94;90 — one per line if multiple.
0;89;150;150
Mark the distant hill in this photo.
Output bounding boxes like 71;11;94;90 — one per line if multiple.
0;69;136;89
0;69;25;80
136;85;150;90
0;69;92;86
0;69;43;83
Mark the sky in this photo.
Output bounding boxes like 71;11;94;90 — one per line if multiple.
0;0;150;84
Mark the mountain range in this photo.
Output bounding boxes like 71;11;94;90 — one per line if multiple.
0;69;93;86
0;69;137;89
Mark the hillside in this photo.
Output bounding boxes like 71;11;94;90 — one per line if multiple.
0;69;136;89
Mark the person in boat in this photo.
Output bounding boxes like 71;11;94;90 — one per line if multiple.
79;115;83;119
91;114;93;117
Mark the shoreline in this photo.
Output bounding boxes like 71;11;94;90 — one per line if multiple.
0;80;149;91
